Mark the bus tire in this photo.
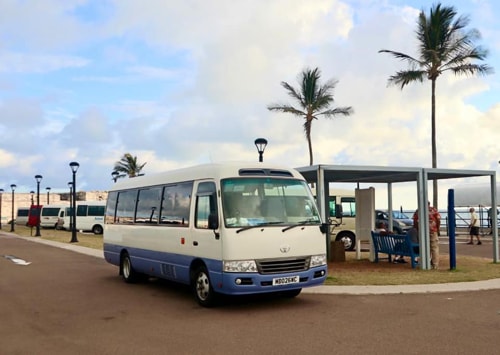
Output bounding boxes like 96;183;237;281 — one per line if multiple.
336;231;356;251
192;265;217;307
120;253;140;284
92;224;104;235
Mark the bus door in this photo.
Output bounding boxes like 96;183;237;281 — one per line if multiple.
191;181;221;262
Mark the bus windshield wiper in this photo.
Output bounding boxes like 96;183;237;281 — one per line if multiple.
236;221;284;233
282;219;318;232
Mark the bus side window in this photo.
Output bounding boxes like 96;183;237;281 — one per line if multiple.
195;182;217;229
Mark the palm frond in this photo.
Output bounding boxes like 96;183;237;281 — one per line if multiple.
280;81;305;108
318;107;354;117
113;153;146;178
267;104;305;117
449;63;494;76
379;49;422;66
387;70;426;89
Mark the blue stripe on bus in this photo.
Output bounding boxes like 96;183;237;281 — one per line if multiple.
103;243;327;295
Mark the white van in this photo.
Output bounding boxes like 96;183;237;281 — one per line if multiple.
40;205;67;229
15;207;30;226
63;201;106;234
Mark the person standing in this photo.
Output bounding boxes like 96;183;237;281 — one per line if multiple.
467;207;482;245
413;201;441;270
488;207;498;234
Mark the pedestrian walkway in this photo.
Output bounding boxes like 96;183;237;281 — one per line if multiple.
7;232;500;295
303;279;500;295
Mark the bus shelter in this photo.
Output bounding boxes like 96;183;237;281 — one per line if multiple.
296;165;498;270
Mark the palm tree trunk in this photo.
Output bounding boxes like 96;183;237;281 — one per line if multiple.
305;120;314;165
308;137;313;165
431;79;438;209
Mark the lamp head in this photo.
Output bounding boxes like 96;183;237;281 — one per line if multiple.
254;138;268;154
35;175;43;183
69;161;80;173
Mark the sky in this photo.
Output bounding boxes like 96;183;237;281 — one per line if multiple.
0;0;499;210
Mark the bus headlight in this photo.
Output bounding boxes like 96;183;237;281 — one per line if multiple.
310;254;327;267
223;260;258;273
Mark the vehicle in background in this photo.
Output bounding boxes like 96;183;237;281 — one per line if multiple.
375;209;413;234
40;205;67;229
62;201;105;234
27;205;42;227
327;189;356;251
15;207;30;225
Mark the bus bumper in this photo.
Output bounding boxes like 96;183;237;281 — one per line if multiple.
213;266;327;295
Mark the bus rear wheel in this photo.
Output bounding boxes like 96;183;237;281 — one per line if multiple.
192;265;217;307
120;253;140;283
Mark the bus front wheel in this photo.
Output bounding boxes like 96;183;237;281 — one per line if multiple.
192;266;217;307
121;253;140;283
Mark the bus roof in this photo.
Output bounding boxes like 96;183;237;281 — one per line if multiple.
108;162;304;191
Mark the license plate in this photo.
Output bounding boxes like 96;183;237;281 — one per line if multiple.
272;275;299;286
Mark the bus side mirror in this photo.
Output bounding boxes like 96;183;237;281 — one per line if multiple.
320;223;329;234
208;213;219;230
335;204;343;219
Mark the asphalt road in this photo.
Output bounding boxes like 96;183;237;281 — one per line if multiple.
1;232;500;354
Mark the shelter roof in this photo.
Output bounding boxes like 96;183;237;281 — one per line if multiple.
295;164;494;184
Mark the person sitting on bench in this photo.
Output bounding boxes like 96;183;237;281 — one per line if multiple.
375;222;406;263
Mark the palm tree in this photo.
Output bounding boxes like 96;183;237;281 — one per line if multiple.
113;153;147;179
268;67;353;166
379;3;493;208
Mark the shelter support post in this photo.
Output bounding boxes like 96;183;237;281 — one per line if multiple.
448;189;456;270
315;167;330;260
491;175;499;263
387;183;393;232
418;170;430;270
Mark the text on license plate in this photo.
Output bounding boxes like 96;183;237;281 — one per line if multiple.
272;275;300;286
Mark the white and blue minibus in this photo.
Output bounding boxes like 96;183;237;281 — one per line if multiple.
103;162;328;307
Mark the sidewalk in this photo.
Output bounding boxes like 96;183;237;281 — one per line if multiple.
9;232;500;295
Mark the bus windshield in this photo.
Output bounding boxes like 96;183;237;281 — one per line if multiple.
221;178;321;228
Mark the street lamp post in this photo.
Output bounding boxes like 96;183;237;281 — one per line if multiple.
35;175;43;237
254;138;268;162
46;187;51;205
10;184;16;232
30;191;35;205
68;182;73;232
112;171;119;183
69;162;79;243
0;188;3;230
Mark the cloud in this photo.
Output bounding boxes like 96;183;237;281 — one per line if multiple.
0;0;497;212
0;52;89;73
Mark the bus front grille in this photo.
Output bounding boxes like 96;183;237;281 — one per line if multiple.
256;257;309;274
